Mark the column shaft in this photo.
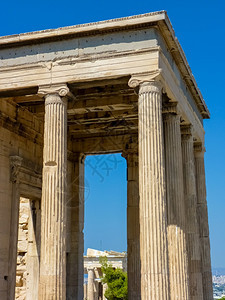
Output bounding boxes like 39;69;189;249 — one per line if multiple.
126;151;141;300
39;93;67;300
66;155;84;300
138;82;169;300
195;146;213;300
88;269;95;300
163;113;189;299
181;130;203;299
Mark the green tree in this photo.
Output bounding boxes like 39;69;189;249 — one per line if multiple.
100;257;128;300
219;297;225;300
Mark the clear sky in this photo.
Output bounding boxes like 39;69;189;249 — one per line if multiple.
1;0;224;268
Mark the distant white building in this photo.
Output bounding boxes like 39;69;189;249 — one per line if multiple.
84;248;127;300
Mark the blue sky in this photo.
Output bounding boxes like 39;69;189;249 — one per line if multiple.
1;0;224;267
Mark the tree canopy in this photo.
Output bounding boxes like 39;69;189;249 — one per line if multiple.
100;257;128;300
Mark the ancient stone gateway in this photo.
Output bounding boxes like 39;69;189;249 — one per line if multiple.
0;11;213;300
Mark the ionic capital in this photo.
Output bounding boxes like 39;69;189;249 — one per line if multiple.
128;70;162;93
181;124;193;140
162;102;178;115
194;142;205;157
38;83;69;98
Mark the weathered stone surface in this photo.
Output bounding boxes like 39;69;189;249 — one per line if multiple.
15;198;29;300
0;11;213;300
181;127;203;300
38;88;68;300
194;147;213;300
164;113;189;299
137;81;169;300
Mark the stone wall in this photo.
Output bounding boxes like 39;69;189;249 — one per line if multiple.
0;98;43;299
15;197;30;300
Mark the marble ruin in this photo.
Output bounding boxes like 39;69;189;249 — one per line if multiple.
0;11;213;300
83;248;127;300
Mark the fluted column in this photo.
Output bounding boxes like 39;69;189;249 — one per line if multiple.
38;84;69;300
181;126;203;300
129;77;169;300
194;143;213;300
163;108;189;299
88;269;95;300
123;143;141;300
66;154;85;300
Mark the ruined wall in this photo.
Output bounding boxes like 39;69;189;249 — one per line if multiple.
15;198;29;300
0;98;43;299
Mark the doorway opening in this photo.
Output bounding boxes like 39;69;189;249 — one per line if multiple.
83;153;127;300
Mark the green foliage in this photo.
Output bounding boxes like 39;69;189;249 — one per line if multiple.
219;297;225;300
100;256;128;300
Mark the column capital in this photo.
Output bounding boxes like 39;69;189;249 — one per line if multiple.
128;70;162;92
194;142;205;157
87;268;94;271
181;124;193;140
162;101;178;115
38;83;69;98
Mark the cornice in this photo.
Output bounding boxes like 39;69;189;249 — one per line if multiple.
0;11;165;48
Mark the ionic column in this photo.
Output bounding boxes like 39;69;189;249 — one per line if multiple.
194;143;213;300
163;105;189;299
122;143;141;299
129;77;169;300
38;84;69;300
181;126;203;300
88;269;95;300
66;154;85;300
